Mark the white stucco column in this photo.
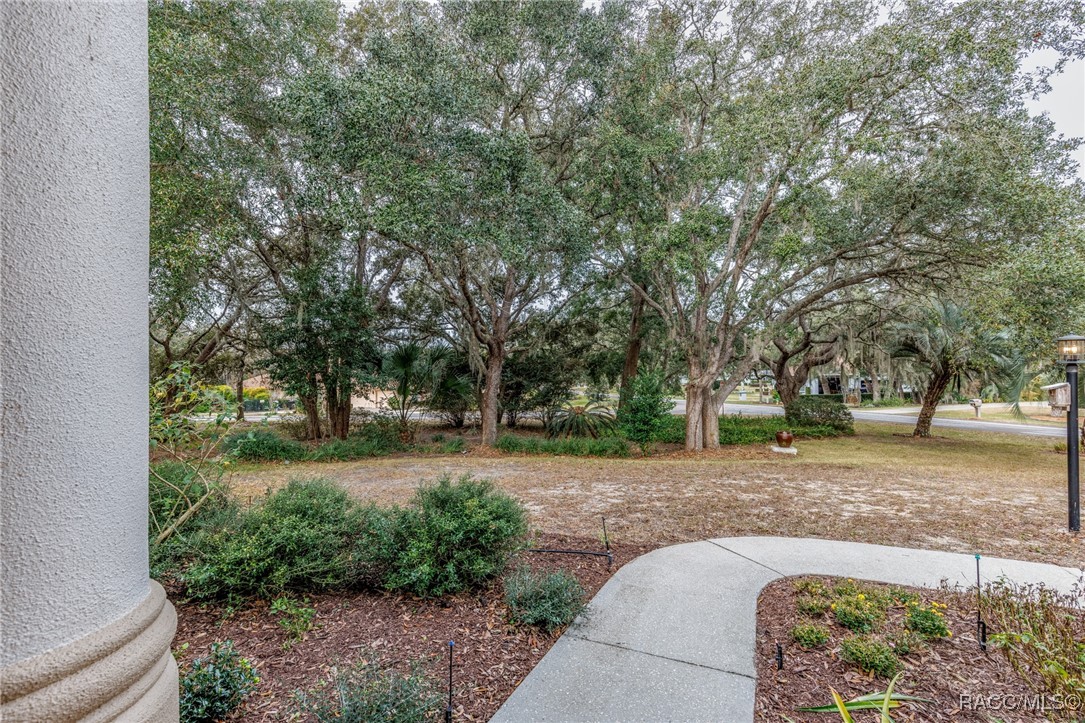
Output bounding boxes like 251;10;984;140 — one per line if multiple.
1;2;178;720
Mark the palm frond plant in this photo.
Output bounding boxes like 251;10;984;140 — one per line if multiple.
383;343;451;442
890;300;1018;437
546;401;617;439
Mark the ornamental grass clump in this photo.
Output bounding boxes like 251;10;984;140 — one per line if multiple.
504;567;586;633
294;658;441;723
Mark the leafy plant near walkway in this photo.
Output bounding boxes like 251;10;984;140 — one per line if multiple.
294;657;441;723
504;567;586;633
179;641;259;723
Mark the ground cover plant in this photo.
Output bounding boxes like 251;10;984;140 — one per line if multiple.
755;576;1084;722
178;641;259;723
504;566;586;633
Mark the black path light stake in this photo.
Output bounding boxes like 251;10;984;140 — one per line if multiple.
445;640;454;723
976;555;987;652
775;642;784;670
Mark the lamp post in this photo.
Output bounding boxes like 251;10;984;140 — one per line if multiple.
1057;334;1083;532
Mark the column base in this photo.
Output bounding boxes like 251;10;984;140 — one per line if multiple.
0;581;178;722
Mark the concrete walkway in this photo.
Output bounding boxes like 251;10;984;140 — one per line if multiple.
492;537;1082;723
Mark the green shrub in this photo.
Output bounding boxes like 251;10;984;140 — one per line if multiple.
839;635;901;678
277;414;315;441
437;438;465;454
905;601;951;639
618;372;675;453
791;624;831;648
504;567;586;633
181;479;362;601
294;658;441;723
223;428;307;461
270;595;316;644
365;475;528;598
495;434;630;457
179;641;259;723
784;397;854;433
832;594;883;633
797;594;831;617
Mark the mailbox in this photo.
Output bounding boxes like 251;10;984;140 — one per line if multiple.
1041;382;1071;417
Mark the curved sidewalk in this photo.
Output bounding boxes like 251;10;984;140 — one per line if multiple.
492;537;1082;723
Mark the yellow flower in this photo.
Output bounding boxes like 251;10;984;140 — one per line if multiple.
857;594;866;600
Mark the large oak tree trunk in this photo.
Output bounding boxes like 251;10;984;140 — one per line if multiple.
301;393;322;440
618;290;645;410
701;387;720;448
684;383;705;451
480;353;504;446
327;396;351;440
913;373;952;437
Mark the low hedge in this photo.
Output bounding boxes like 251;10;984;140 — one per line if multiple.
169;476;528;602
652;414;844;445
784;396;854;433
495;434;631;458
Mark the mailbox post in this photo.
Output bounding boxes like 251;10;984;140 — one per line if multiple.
1056;335;1082;532
969;398;982;419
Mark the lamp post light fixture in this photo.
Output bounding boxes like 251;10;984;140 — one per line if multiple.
1056;334;1083;532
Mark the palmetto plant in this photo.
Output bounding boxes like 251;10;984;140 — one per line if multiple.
383;343;451;441
891;300;1016;437
546;401;618;439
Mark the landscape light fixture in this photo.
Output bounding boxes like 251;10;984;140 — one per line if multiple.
1056;334;1083;532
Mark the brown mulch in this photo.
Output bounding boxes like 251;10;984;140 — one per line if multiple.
754;577;1048;722
171;533;657;722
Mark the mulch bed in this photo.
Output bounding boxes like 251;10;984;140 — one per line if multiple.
171;533;656;721
755;577;1049;722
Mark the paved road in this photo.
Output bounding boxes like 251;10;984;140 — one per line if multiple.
493;537;1081;722
669;400;1068;439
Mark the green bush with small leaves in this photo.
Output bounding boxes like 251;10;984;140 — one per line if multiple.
505;567;586;633
294;658;441;723
887;629;925;656
222;428;307;462
793;578;829;597
906;601;951;639
784;396;854;433
181;479;364;602
791;624;831;649
362;475;528;597
179;641;259;723
839;635;901;678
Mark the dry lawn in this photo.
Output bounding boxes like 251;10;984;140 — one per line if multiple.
228;423;1084;569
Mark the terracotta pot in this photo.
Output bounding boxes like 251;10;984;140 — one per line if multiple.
775;430;794;448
